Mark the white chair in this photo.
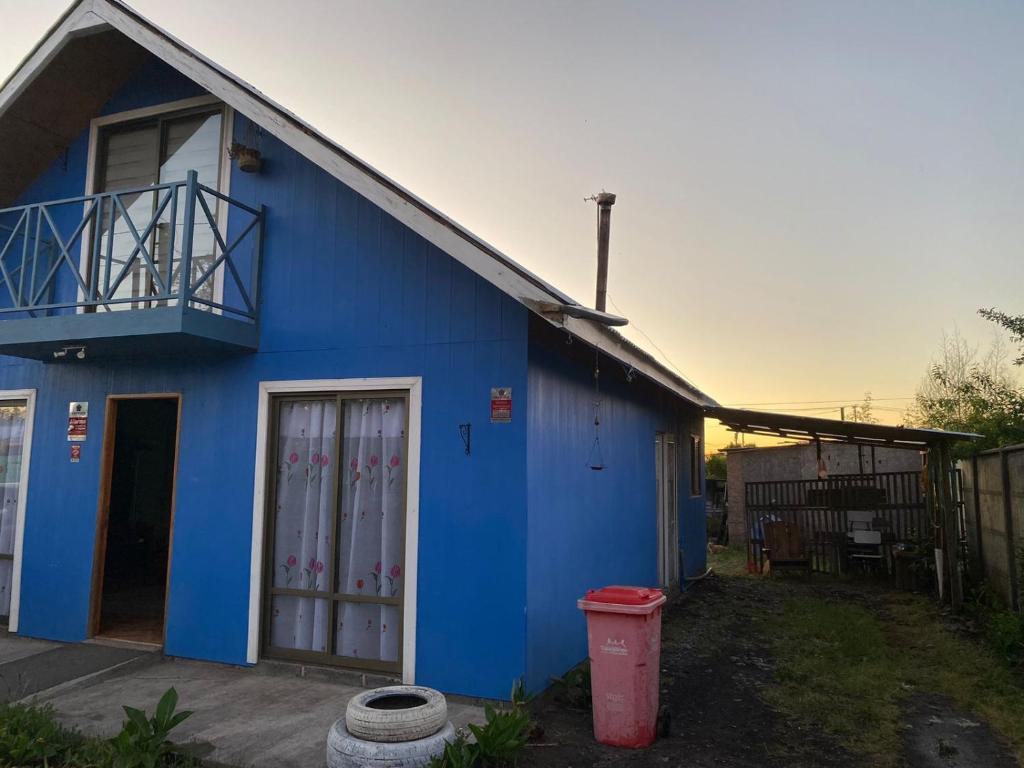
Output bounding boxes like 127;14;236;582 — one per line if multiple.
849;530;883;573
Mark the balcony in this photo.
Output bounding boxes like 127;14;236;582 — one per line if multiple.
0;171;263;360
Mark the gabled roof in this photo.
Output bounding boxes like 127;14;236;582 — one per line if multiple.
0;0;716;408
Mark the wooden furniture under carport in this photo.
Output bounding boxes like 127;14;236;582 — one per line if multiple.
763;522;812;579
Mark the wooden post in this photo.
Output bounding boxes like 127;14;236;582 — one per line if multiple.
925;450;943;600
1001;449;1020;611
971;455;984;583
939;443;963;610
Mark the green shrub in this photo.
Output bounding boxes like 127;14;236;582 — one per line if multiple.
986;610;1024;667
0;688;197;768
108;688;193;768
965;581;1024;668
429;680;533;768
431;731;477;768
0;702;83;767
550;663;591;710
467;705;530;766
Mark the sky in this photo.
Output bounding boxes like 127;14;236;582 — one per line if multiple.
2;0;1022;450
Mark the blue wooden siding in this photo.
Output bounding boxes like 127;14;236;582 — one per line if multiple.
0;52;708;699
0;59;529;699
7;60;210;311
524;339;705;693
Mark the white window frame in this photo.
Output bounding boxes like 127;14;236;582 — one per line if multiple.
1;388;37;633
248;377;422;684
78;95;234;312
690;433;703;498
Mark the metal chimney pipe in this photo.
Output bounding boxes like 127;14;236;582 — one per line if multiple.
594;191;616;312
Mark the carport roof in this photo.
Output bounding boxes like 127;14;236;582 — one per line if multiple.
709;406;981;449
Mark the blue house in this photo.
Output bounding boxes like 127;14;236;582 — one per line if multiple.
0;0;714;699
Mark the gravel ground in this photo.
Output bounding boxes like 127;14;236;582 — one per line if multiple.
522;565;1019;768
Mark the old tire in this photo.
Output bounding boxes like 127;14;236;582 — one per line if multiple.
345;686;447;743
327;718;455;768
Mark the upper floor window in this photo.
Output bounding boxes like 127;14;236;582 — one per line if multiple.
89;102;228;310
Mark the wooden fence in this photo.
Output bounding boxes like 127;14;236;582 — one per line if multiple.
745;471;937;575
962;444;1024;611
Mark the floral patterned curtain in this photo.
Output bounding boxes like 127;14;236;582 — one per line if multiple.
268;396;405;664
269;399;336;652
335;398;405;663
0;404;27;619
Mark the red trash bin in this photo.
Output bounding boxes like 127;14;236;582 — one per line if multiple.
577;585;667;748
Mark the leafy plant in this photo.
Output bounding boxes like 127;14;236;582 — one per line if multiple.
980;307;1024;366
430;730;478;768
550;663;591;710
429;680;534;768
108;687;193;768
508;679;532;710
986;610;1024;667
0;702;77;767
466;705;530;767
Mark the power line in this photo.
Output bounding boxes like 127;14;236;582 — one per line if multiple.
725;396;914;407
595;299;918;412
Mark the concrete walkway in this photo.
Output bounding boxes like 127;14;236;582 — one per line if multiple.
0;632;152;703
35;656;486;768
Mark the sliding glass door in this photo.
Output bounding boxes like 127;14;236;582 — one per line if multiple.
263;393;407;673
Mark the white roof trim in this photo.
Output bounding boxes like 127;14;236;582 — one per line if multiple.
0;0;716;408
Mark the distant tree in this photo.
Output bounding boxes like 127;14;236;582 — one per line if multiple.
848;392;878;424
705;452;727;481
909;328;1024;455
980;308;1024;366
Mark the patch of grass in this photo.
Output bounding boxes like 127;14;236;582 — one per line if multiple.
707;545;752;578
762;598;906;760
762;589;1024;766
886;595;1024;761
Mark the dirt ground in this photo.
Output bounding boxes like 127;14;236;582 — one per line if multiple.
524;561;1020;768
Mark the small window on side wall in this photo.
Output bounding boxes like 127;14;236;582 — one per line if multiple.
689;434;702;497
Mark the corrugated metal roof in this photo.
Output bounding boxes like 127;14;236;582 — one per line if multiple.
710;406;980;448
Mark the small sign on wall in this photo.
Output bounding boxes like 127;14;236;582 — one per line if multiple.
67;401;88;441
70;444;81;463
490;387;512;423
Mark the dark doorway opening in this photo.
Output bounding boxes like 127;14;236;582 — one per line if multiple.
95;398;178;645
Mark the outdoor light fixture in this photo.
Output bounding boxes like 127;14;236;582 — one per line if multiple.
53;345;86;360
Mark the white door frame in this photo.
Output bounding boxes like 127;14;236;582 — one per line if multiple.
655;432;679;587
248;377;422;684
1;388;37;633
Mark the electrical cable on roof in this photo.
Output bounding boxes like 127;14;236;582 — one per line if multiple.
606;294;695;384
726;396;913;406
